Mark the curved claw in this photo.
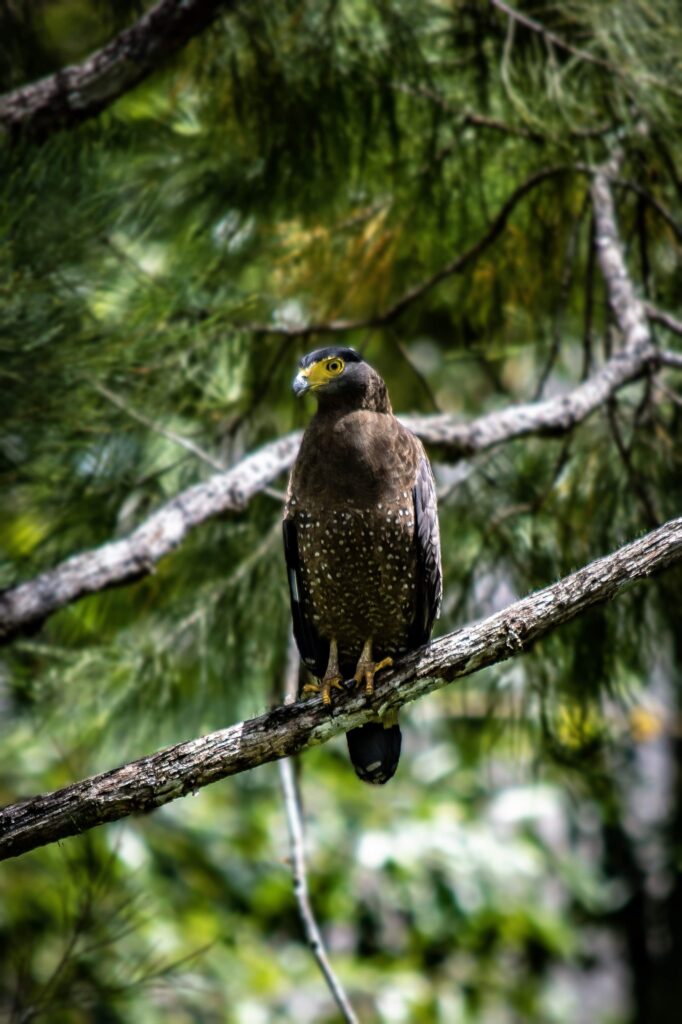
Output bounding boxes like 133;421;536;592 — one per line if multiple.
302;676;344;705
353;652;393;697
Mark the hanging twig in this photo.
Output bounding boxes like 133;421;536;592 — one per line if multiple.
607;401;660;528
94;382;227;473
534;193;589;399
278;636;359;1024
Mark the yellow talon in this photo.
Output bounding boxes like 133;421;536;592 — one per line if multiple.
302;676;343;703
321;675;344;705
353;638;393;696
302;638;345;706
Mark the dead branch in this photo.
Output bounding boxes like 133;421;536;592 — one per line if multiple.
646;304;682;339
0;157;676;645
1;515;681;862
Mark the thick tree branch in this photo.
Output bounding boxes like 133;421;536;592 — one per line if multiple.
0;0;234;141
1;516;681;862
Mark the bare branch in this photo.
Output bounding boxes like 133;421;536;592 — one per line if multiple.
0;0;234;141
0;432;302;645
591;155;652;357
0;157;675;646
279;636;359;1024
0;334;675;645
236;166;570;336
1;516;681;862
490;0;614;71
659;350;682;370
401;341;657;456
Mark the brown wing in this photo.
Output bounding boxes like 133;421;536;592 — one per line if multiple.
410;453;442;647
282;517;329;678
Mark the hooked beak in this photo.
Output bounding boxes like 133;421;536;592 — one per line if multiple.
292;370;311;397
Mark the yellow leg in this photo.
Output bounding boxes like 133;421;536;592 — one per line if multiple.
302;638;344;706
353;637;393;697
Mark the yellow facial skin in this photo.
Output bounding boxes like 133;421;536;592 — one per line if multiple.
297;356;345;391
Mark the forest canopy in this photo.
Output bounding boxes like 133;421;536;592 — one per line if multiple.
1;2;682;1022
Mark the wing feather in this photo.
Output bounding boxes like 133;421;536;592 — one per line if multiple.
282;518;329;677
410;454;442;647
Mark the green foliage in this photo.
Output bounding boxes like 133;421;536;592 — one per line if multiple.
1;0;682;1021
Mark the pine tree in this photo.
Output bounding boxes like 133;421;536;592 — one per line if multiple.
1;2;682;1021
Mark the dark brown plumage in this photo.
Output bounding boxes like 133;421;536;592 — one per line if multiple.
283;347;442;783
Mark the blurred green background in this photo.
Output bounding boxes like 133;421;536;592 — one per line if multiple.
1;1;682;1021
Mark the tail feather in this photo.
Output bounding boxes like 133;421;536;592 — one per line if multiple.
346;721;402;784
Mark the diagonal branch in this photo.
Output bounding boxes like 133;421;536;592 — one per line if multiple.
1;339;676;646
236;166;570;336
646;303;682;339
0;432;301;646
490;0;614;72
0;155;674;646
1;515;681;862
0;0;234;141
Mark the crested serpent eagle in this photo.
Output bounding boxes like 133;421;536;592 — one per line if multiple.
283;347;442;783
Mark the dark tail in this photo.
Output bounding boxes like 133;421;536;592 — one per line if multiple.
346;720;402;784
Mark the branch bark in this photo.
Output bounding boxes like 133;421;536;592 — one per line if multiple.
646;303;682;339
1;516;681;862
0;0;233;141
0;432;301;645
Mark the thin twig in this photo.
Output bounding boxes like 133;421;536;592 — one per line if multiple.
490;0;615;71
607;401;659;528
278;637;359;1024
96;381;285;503
645;305;682;339
94;382;226;473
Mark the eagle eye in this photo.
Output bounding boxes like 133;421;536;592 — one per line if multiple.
325;358;344;375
